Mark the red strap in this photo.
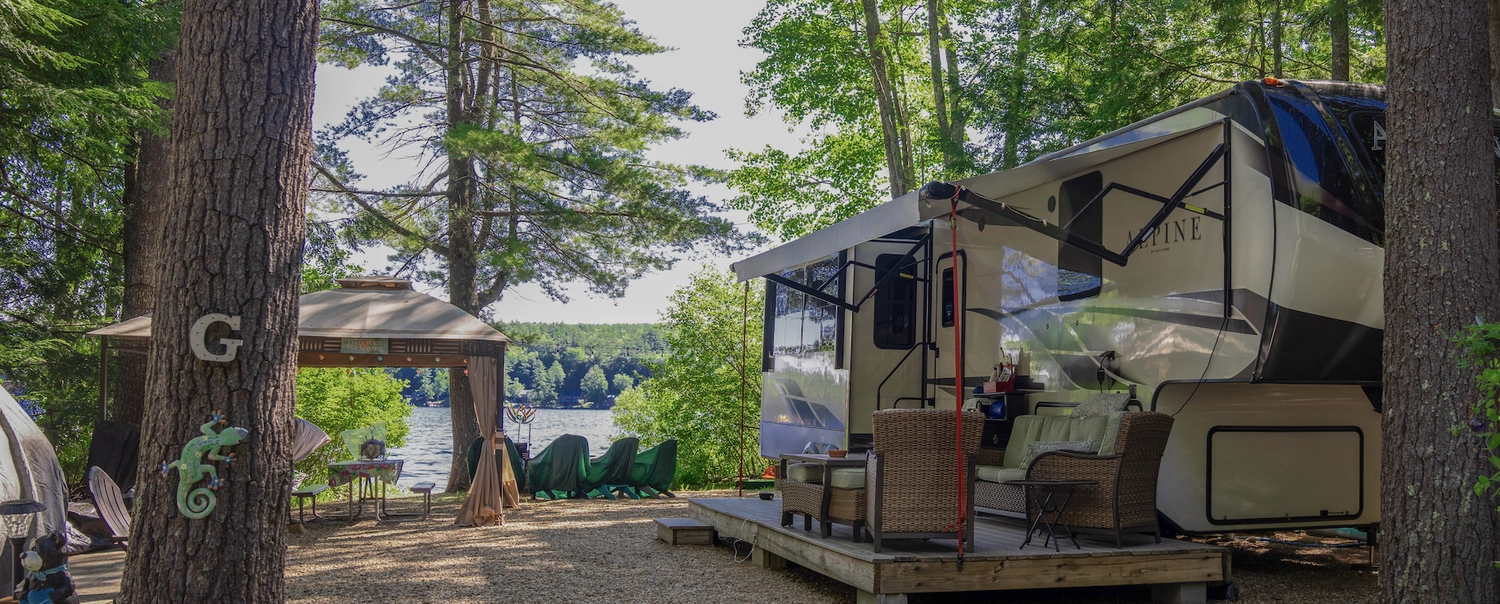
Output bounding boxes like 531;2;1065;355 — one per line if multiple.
949;198;966;556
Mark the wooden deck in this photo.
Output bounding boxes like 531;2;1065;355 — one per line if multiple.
689;497;1227;603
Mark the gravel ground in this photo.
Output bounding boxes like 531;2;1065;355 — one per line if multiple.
284;491;1377;603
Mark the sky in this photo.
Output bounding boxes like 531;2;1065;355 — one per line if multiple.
310;0;802;324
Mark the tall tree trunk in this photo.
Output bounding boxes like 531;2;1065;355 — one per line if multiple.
1383;0;1500;602
1490;0;1500;106
1330;0;1350;81
1002;0;1033;169
860;0;908;198
1271;0;1284;78
926;0;953;176
443;0;480;493
116;0;317;598
116;52;176;427
940;16;965;157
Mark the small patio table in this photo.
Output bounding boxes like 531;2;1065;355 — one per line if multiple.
327;459;404;522
779;453;868;540
1005;478;1097;551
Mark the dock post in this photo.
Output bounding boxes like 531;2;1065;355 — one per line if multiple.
1150;582;1207;604
856;590;907;604
751;547;787;570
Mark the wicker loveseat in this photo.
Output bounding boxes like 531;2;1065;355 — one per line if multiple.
865;408;984;553
975;411;1174;547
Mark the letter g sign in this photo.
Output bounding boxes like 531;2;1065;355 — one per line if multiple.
190;313;243;362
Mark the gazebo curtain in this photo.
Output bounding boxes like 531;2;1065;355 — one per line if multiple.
457;357;504;526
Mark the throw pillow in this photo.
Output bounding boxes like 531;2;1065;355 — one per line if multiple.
1071;392;1130;418
1019;440;1093;470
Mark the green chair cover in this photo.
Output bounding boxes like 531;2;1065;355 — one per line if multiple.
466;436;527;494
628;439;678;498
583;437;639;500
525;434;590;499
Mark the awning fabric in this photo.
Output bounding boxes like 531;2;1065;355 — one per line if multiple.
730;123;1224;282
87;278;511;344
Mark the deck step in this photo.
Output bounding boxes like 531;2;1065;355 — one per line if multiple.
655;517;715;545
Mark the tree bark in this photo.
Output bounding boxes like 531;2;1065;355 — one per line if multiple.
1490;0;1500;107
1271;0;1284;78
926;0;953;176
115;0;317;598
1330;0;1350;81
860;0;908;199
443;0;480;493
116;52;176;427
1383;0;1500;602
1002;0;1033;170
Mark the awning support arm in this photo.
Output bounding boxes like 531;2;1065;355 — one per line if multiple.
853;233;930;307
922;128;1229;268
763;273;861;313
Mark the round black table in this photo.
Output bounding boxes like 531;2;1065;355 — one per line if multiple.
1003;478;1098;551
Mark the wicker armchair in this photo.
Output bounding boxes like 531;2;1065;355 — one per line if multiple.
865;409;984;553
1024;412;1175;547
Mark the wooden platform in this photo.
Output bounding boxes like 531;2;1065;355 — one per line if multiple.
689;497;1227;602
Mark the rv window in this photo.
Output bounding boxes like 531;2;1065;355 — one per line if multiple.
1266;90;1383;245
1057;172;1105;301
873;254;917;349
941;267;955;327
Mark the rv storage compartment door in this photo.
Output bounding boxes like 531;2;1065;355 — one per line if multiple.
1207;427;1363;524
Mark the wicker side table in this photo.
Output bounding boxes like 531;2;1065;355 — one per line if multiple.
779;454;868;542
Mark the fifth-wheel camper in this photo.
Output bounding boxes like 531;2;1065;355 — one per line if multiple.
733;79;1438;534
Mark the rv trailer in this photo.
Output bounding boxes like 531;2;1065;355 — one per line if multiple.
733;79;1412;534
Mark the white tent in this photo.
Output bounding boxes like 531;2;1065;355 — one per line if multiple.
0;385;70;541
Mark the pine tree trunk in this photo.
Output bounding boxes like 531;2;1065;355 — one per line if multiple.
115;0;317;598
926;0;953;176
1271;0;1284;78
860;0;907;198
443;0;480;493
1330;0;1350;81
1490;0;1500;107
116;52;176;427
1383;0;1500;601
1002;0;1033;170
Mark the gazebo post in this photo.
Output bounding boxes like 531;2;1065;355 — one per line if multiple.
97;337;109;422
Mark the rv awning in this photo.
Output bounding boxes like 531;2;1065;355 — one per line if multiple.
731;122;1225;282
87;277;511;344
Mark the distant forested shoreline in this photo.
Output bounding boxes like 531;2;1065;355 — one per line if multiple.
392;322;663;408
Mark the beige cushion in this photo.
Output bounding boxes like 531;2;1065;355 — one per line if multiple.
976;465;1026;484
1072;393;1130;418
827;468;865;489
1004;411;1126;467
786;462;823;484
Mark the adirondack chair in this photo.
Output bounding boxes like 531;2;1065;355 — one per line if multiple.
624;439;678;498
583;437;639;500
526;435;590;499
87;467;130;547
466;435;528;494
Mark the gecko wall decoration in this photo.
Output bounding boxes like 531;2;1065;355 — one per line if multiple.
161;411;249;519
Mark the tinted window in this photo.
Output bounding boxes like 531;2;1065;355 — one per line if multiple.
1266;90;1383;244
1058;171;1104;301
872;253;917;349
767;257;844;361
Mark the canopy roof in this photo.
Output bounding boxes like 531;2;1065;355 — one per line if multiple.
88;277;510;344
730;122;1222;282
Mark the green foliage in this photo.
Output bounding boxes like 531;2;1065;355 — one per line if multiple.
293;368;413;486
610;373;633;395
1454;323;1500;517
613;267;762;487
581;365;608;403
731;0;1389;240
314;0;759;310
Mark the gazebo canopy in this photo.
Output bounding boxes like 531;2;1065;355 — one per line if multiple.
88;276;510;368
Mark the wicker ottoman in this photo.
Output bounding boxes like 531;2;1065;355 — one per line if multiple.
780;474;867;542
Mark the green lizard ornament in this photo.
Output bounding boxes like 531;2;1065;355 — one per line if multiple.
160;411;249;519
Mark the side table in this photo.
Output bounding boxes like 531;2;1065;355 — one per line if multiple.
1004;479;1097;551
778;453;868;542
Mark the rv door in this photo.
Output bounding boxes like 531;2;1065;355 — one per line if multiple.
932;243;970;409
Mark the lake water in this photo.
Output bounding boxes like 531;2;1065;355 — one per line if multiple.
386;406;620;493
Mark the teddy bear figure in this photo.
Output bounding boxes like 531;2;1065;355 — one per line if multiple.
19;531;77;604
